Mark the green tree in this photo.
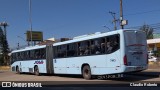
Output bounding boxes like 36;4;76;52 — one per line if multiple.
0;27;10;65
0;27;4;65
140;24;154;39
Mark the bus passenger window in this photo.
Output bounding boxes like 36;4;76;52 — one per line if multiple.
90;40;95;54
40;48;46;59
106;42;113;53
57;46;61;58
112;35;119;52
57;45;67;58
62;45;67;57
78;41;90;56
106;34;120;54
95;40;100;54
30;50;35;60
84;46;89;55
79;46;84;55
91;38;105;55
36;50;41;59
67;43;77;57
101;42;105;53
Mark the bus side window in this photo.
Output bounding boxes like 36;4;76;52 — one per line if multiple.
30;50;35;60
19;52;22;60
91;38;105;55
106;36;113;54
79;46;83;56
94;39;100;54
23;52;25;60
43;48;46;59
11;53;14;63
106;42;112;54
21;52;23;60
62;45;67;58
100;38;105;54
112;35;120;52
90;40;95;54
17;52;20;60
54;46;58;58
23;51;25;60
40;48;46;59
84;41;90;55
78;42;84;55
106;34;120;54
26;51;30;60
15;53;17;60
35;49;41;59
57;45;67;58
14;53;16;61
67;43;77;57
57;46;60;58
78;41;90;56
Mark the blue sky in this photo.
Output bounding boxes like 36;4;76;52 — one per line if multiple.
0;0;160;49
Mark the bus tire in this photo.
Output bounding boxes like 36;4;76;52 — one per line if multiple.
16;66;20;74
34;66;40;76
82;65;92;80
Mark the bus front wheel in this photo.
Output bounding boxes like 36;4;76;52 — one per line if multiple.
82;65;92;80
34;66;40;76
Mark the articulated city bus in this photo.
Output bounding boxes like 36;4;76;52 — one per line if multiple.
10;29;148;79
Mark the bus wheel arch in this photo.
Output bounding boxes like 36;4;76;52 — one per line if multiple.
81;64;92;80
34;65;40;76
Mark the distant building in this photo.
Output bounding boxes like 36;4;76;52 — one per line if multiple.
147;33;160;51
37;37;70;45
147;38;160;51
37;37;56;45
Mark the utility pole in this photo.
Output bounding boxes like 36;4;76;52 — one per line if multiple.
120;0;124;29
109;11;118;30
29;0;33;46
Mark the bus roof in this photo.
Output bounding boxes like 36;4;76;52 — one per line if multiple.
53;29;137;46
11;29;139;53
11;45;46;53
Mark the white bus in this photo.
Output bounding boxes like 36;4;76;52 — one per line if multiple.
11;29;148;79
10;45;47;75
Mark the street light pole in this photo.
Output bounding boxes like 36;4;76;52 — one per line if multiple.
120;0;124;29
29;0;33;46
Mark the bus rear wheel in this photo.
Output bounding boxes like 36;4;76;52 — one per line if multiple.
34;66;40;76
82;65;92;80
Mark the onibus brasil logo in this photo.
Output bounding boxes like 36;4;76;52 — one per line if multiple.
1;82;42;87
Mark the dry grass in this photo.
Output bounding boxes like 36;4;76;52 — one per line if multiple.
0;66;11;71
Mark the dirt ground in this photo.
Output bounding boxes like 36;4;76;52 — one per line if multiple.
148;61;160;69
